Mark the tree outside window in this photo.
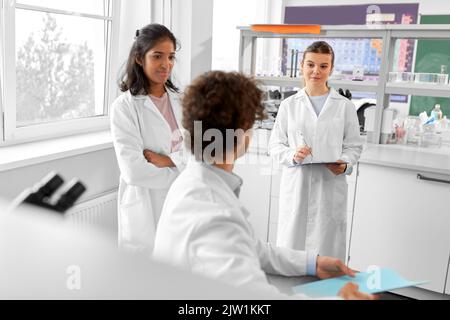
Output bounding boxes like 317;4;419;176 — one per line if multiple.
16;13;96;127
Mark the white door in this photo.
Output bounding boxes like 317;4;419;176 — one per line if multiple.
349;163;450;293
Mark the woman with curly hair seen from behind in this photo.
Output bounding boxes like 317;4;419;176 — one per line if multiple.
153;71;376;300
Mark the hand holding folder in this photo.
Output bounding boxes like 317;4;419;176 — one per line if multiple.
293;268;428;298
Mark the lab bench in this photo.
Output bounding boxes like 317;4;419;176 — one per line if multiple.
358;143;450;176
348;143;450;298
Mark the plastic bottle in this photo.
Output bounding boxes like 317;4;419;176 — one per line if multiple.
432;104;443;121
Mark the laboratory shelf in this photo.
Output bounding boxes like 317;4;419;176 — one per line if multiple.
254;76;302;87
238;25;385;39
329;79;379;92
239;23;450;144
385;82;450;98
255;76;379;92
238;24;450;39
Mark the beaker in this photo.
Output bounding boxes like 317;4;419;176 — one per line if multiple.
388;72;400;82
436;61;448;85
405;117;420;145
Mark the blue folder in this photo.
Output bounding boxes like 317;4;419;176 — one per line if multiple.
292;268;428;298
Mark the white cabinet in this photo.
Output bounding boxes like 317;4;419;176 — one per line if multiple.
234;153;272;242
446;257;450;295
349;162;450;293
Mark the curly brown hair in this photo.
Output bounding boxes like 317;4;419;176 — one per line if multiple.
182;71;266;160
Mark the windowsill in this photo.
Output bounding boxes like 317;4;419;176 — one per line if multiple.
0;131;113;172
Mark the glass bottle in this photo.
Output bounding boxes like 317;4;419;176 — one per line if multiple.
438;65;448;84
432;104;443;121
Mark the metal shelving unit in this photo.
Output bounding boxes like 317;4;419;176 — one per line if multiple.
238;24;450;144
255;76;379;92
385;83;450;98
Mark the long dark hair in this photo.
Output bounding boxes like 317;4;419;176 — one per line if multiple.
119;23;179;95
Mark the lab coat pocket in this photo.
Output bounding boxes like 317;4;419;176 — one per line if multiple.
119;188;155;248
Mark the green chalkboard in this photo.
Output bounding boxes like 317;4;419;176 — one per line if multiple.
409;15;450;117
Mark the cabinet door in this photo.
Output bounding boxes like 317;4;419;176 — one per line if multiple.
446;256;450;295
234;153;272;242
349;163;450;293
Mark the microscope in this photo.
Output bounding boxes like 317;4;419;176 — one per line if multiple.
7;172;86;214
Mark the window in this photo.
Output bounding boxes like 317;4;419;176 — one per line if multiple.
1;0;120;143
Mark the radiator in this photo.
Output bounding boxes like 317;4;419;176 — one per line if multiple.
65;190;118;235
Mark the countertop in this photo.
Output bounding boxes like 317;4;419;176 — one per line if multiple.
359;143;450;176
245;129;450;175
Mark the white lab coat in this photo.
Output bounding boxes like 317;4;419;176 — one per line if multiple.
110;89;186;254
153;160;313;298
269;88;362;261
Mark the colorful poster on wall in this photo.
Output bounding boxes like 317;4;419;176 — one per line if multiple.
283;4;419;101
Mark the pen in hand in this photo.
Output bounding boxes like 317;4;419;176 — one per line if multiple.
293;132;313;165
299;132;313;158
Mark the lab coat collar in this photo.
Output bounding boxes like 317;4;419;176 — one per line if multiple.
127;85;180;101
131;86;182;134
202;162;243;198
295;87;343;119
295;87;342;100
166;89;183;130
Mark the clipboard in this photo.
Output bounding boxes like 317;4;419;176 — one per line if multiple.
288;161;347;168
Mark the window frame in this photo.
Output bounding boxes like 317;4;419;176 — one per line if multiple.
1;0;121;145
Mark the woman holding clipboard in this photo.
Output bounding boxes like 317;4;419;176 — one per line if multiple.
268;41;362;261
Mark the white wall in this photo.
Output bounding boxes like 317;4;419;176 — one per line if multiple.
172;0;213;89
211;0;283;72
116;0;152;85
0;148;119;202
283;0;450;15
